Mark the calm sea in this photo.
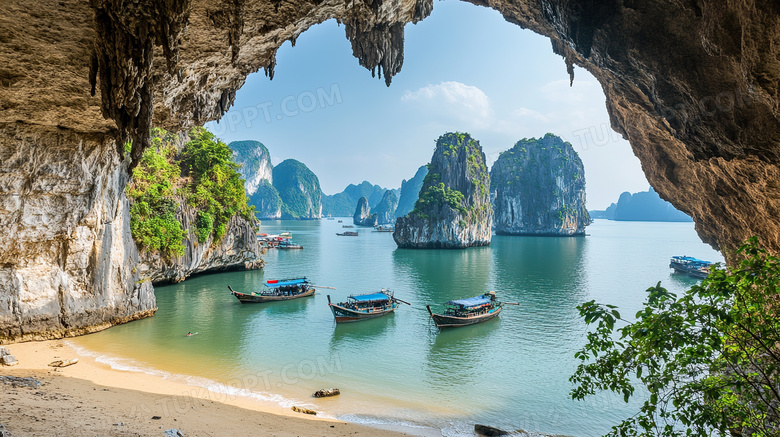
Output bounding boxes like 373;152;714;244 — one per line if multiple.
71;219;723;436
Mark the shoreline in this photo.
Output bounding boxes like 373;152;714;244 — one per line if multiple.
0;340;421;436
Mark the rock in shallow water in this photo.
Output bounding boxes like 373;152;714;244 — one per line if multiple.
313;388;340;398
474;424;509;436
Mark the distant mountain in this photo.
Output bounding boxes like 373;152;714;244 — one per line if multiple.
373;190;398;224
322;181;398;217
228;140;273;196
249;180;282;219
395;165;428;218
589;203;617;219
590;188;692;222
273;159;322;219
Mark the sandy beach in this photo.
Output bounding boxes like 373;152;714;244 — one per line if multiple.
0;340;413;436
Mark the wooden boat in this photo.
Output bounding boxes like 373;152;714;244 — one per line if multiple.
374;225;394;232
229;278;314;303
327;290;409;323
426;292;505;328
336;231;358;236
669;256;713;279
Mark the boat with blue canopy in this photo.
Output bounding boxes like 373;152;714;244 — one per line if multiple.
228;278;315;303
327;289;410;323
670;256;713;279
427;291;511;328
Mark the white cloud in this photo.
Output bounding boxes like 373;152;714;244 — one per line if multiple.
402;81;492;126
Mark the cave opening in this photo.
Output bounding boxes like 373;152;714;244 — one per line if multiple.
205;0;649;211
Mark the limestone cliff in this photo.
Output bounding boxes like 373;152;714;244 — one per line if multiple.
353;196;378;226
250;180;283;220
273;160;322;219
3;0;780;341
228;140;273;197
491;134;589;236
373;190;398;224
393;133;492;249
137;206;263;285
0;126;155;344
395;165;428;218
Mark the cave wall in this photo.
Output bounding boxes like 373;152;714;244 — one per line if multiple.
0;124;155;343
1;0;779;341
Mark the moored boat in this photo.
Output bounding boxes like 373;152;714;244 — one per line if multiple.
670;256;713;279
229;278;314;303
427;292;507;328
327;290;409;322
277;240;304;249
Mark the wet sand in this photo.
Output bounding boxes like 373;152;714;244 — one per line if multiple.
0;340;413;436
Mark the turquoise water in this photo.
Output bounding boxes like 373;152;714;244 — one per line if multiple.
72;219;723;436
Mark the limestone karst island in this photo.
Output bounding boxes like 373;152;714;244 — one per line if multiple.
1;1;779;437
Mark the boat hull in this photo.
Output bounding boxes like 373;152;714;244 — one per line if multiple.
430;306;502;328
329;303;396;322
232;288;315;304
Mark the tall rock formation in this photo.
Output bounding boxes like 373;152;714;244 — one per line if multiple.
273;159;322;219
491;134;589;236
353;196;378;226
395;165;428;218
250;180;283;219
373;190;398;224
228;140;273;197
393;133;492;249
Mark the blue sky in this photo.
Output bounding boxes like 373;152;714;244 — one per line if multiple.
206;0;650;209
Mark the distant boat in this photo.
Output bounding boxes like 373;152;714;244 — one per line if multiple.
342;225;354;228
426;292;506;328
374;224;394;232
670;256;713;279
338;220;343;223
229;278;314;303
336;231;358;236
277;240;304;249
327;290;410;323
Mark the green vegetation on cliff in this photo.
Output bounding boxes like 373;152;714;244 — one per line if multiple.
414;182;467;216
126;129;187;258
181;127;254;242
410;132;487;223
127;127;253;258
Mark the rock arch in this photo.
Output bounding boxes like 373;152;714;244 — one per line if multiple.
1;0;778;340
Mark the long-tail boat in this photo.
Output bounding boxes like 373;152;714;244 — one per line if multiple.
228;278;314;303
426;292;508;328
327;290;410;322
